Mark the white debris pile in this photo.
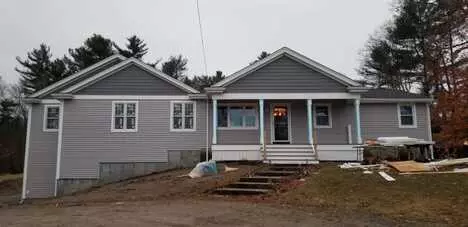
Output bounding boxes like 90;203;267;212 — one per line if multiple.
188;160;218;178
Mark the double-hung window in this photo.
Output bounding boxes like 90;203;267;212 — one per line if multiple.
171;101;196;131
398;103;416;128
43;105;60;132
112;101;138;132
218;105;258;129
314;104;332;128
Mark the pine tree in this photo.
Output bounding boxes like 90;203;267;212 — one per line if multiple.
161;55;188;79
114;35;148;59
66;34;115;72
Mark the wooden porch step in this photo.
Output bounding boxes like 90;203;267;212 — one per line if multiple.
230;182;276;189
265;156;317;160
239;176;284;183
264;160;319;165
266;153;315;157
268;166;304;171
214;187;271;194
255;170;297;176
266;144;313;148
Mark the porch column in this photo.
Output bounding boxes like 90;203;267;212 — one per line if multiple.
212;99;217;145
307;99;314;145
259;99;265;145
354;99;362;144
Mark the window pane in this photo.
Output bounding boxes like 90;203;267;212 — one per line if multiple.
229;107;243;127
115;104;124;116
184;103;194;116
185;117;194;129
245;115;256;127
114;117;124;129
126;117;136;129
173;103;182;117
173;117;182;129
47;119;59;129
217;106;228;127
47;107;59;118
316;116;329;126
401;116;414;125
127;104;136;117
315;106;329;117
400;105;413;116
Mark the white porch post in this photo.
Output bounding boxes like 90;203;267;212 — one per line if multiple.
212;99;217;145
354;99;362;144
307;99;314;145
259;99;265;145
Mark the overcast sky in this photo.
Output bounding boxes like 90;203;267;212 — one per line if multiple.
0;0;393;84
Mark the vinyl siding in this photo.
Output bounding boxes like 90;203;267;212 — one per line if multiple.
24;104;58;198
77;65;187;95
225;56;347;93
60;99;208;178
361;103;430;141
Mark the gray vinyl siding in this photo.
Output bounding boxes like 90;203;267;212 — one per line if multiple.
361;103;430;141
60;99;207;178
225;56;347;93
77;65;187;95
24;104;58;198
41;57;123;98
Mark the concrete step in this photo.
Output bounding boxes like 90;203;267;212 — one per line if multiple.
255;170;297;176
239;176;285;183
230;182;276;189
214;187;271;194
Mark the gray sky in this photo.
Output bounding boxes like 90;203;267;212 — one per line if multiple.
0;0;393;85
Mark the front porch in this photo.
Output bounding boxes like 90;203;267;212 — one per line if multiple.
211;97;364;162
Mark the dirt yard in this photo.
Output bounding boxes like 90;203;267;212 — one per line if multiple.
0;163;466;226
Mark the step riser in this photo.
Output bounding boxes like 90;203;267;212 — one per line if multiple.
266;153;315;157
264;160;320;165
230;183;275;189
240;177;284;183
266;156;317;160
266;145;313;148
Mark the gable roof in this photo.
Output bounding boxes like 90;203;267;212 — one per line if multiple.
213;47;360;88
29;54;126;98
362;88;430;99
61;58;199;94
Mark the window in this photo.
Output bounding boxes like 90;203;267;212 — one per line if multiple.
43;105;60;132
314;104;332;128
398;103;416;128
112;101;138;132
217;105;258;129
171;101;196;131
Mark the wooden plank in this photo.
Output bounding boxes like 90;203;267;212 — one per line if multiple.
387;161;428;172
378;171;396;181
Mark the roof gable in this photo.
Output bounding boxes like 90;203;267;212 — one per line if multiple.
213;47;360;88
61;58;199;94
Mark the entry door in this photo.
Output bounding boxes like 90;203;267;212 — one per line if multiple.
272;104;290;144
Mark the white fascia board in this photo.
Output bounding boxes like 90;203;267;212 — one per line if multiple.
213;47;360;88
361;98;433;103
212;93;360;100
29;54;126;98
73;95;191;100
62;59;199;94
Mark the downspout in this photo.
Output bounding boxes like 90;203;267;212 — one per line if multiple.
205;95;210;161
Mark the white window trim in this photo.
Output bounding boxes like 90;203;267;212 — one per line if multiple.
313;103;332;128
43;104;60;132
111;101;139;132
217;103;259;130
170;101;197;132
398;103;417;128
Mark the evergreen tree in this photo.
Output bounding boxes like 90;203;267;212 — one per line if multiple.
15;44;69;94
161;55;188;79
114;35;148;59
66;34;115;72
250;51;270;65
185;70;225;91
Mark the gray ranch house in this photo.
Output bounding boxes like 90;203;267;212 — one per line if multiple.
22;47;433;199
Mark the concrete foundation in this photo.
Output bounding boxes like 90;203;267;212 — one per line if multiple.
168;150;202;168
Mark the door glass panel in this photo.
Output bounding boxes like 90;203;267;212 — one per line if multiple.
273;105;289;142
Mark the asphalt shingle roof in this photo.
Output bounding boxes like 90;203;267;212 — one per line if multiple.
362;88;429;99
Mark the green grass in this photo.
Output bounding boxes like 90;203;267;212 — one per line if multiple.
0;174;22;182
277;163;468;225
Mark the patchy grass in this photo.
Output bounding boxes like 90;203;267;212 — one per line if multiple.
0;174;22;182
276;163;468;225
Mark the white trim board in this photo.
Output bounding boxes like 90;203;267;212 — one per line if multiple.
54;101;64;196
73;95;191;100
21;105;32;199
212;93;360;100
213;47;360;87
29;54;126;98
62;58;199;94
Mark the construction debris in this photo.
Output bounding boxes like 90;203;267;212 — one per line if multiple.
339;163;381;169
188;160;218;178
386;161;430;172
224;165;239;172
378;171;396;181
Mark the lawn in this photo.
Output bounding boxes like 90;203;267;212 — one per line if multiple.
276;163;468;226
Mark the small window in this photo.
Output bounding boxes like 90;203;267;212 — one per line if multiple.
112;101;138;132
217;105;258;129
43;105;60;132
171;101;196;131
398;103;416;128
314;104;332;128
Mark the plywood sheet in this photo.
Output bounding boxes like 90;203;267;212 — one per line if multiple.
387;161;428;172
